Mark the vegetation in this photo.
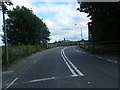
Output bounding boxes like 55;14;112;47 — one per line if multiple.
76;40;119;57
77;2;120;57
78;2;120;42
2;45;46;67
50;40;81;47
2;6;50;45
83;45;119;57
2;6;51;67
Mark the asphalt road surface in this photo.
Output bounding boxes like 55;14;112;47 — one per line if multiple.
5;46;118;88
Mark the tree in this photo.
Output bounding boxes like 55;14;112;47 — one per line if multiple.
78;2;120;42
2;6;50;45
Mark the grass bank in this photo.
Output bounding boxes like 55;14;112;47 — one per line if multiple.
2;45;47;68
82;45;119;57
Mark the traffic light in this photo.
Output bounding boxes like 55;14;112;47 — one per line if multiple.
88;22;93;33
88;22;93;40
89;23;92;27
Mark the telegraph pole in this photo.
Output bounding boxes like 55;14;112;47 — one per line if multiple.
80;24;83;40
75;24;83;40
0;0;13;65
2;2;9;65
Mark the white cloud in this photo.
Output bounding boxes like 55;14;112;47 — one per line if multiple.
0;12;3;46
0;0;90;45
42;3;90;42
0;12;2;32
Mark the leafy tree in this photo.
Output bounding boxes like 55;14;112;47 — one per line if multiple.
78;2;120;42
2;6;50;45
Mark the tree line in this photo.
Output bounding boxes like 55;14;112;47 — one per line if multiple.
2;6;50;45
78;2;120;43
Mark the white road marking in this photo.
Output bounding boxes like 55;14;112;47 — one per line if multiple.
28;75;78;83
74;47;87;54
61;49;78;76
91;55;93;56
76;50;81;52
2;70;14;74
97;56;102;59
6;78;18;89
73;47;81;52
62;49;84;76
61;47;84;76
107;59;117;63
29;77;57;83
88;82;91;84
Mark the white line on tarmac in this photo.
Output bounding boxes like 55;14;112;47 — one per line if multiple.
2;70;14;74
61;47;84;76
29;77;57;83
97;56;102;59
107;59;117;64
61;49;78;76
28;75;78;83
6;78;18;89
91;55;93;56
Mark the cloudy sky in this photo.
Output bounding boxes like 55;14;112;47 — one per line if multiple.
0;0;91;45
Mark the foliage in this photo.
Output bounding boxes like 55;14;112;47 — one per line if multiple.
83;44;119;56
79;2;120;42
2;6;50;45
2;45;46;67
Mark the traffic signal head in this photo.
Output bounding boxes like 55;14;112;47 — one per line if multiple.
88;23;92;27
89;23;92;26
88;22;93;33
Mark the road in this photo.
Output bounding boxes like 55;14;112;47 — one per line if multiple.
5;46;118;88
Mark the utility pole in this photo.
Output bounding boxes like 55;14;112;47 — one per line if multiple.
2;2;9;65
75;24;83;41
80;24;83;40
0;0;13;65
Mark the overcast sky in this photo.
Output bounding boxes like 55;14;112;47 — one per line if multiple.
0;0;91;45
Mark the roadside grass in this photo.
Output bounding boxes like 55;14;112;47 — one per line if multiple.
2;45;46;68
83;45;119;56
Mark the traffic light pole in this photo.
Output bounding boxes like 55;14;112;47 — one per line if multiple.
2;2;9;65
75;24;83;41
80;25;83;40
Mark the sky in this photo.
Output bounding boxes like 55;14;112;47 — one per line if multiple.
0;0;91;45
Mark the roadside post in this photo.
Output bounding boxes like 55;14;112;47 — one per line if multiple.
0;0;13;65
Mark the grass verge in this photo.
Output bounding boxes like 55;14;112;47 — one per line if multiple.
81;45;119;57
2;45;47;68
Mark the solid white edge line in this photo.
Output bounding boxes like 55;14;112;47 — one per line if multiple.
61;49;78;76
107;59;117;64
6;78;18;89
62;47;84;76
97;56;102;59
